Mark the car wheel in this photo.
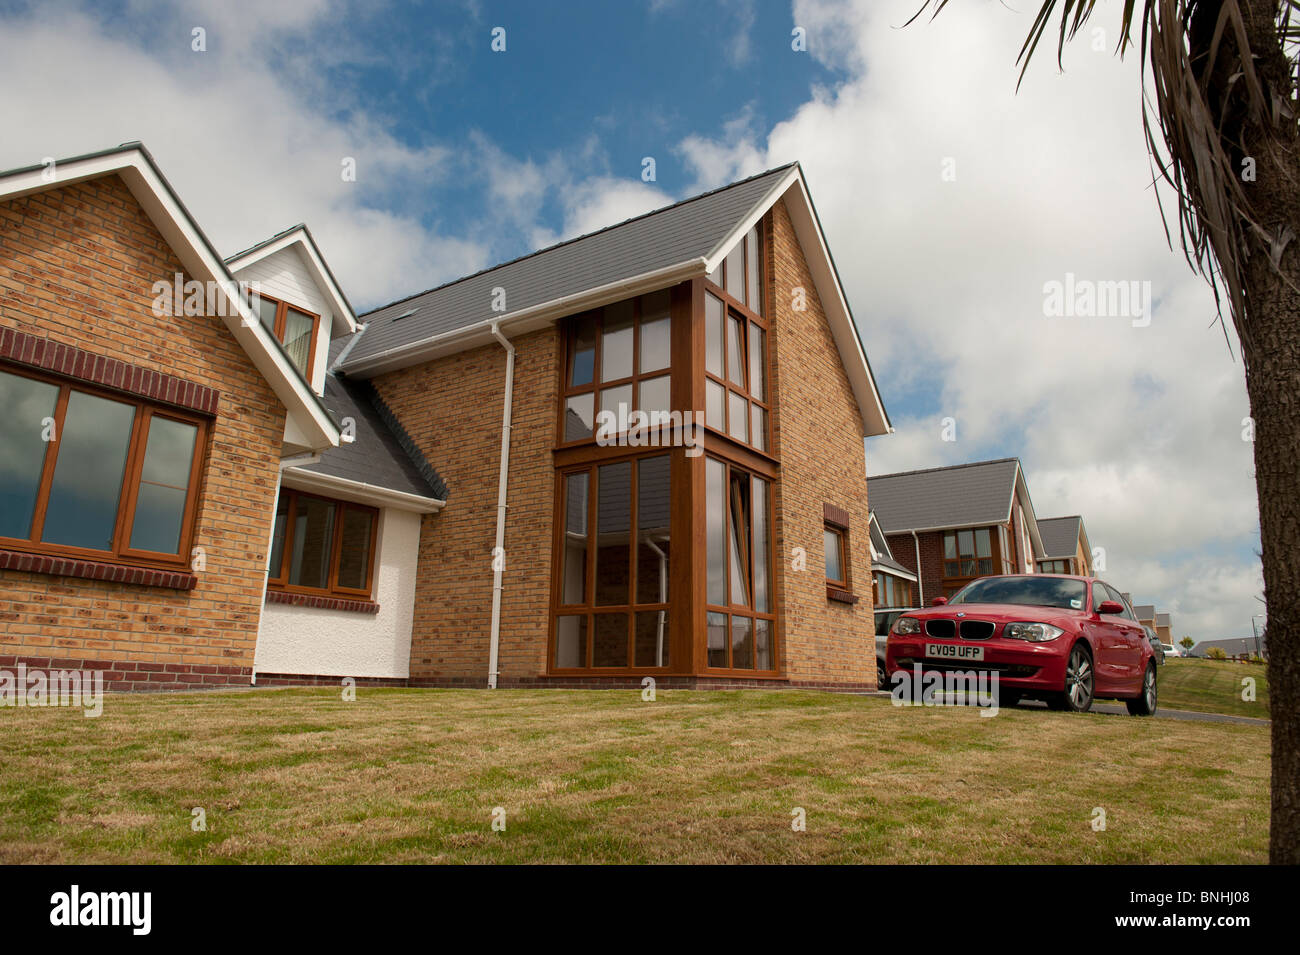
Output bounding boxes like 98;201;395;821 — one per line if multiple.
1049;644;1094;713
1126;662;1158;716
877;658;888;690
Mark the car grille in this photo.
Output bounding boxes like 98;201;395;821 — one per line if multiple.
925;619;956;639
959;620;995;639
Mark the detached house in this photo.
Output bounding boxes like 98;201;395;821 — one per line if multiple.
866;458;1045;604
1;145;892;692
1035;515;1093;576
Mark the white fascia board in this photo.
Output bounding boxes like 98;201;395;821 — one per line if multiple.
226;227;357;335
702;165;802;272
282;466;445;513
340;256;705;378
876;564;919;583
884;519;1013;535
0;149;340;451
1011;463;1045;556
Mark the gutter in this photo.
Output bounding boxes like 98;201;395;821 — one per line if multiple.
487;322;516;689
912;531;925;607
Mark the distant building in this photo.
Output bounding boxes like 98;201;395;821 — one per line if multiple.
1188;636;1267;659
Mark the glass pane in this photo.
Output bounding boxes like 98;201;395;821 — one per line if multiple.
41;390;135;551
755;618;772;670
570;314;597;387
705;262;721;288
594;461;631;605
750;404;767;452
564;393;594;442
707;611;727;668
257;296;278;333
748;324;765;400
975;528;992;557
752;477;770;613
636;374;671;419
958;529;974;557
268;493;289;577
731;616;753;669
0;371;59;540
639;290;671;372
283;308;314;377
944;533;957;559
745;227;761;314
728;391;748;442
705;293;724;377
824;527;843;582
705;380;725;431
634;610;670;668
600;300;634;381
289;495;336;589
555;615;588;668
561;472;589;604
129;416;198;554
729;472;750;607
592;613;628;667
725;241;744;301
706;459;726;605
636;455;671;605
598;384;632;431
336;507;374;590
726;315;746;387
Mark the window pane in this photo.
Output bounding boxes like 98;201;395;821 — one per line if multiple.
639;290;671;372
750;404;767;452
748;324;765;400
636;455;671;605
637;374;670;419
944;533;958;559
555;615;588;668
729;472;750;607
289;496;336;589
726;315;746;387
592;613;628;667
0;371;59;540
561;472;589;605
705;262;721;288
257;296;278;334
825;527;843;582
731;616;753;669
705;380;725;430
752;477;770;613
129;416;198;554
975;528;992;558
282;308;314;377
268;493;289;577
707;611;727;668
728;391;748;442
598;384;632;429
570;314;597;387
958;530;974;557
564;393;594;441
336;507;374;590
594;462;631;605
41;390;135;551
705;293;724;377
725;241;744;301
600;300;634;381
706;459;726;605
634;610;670;668
745;227;761;315
755;618;772;670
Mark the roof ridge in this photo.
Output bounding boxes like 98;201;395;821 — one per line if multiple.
225;222;308;263
867;456;1021;481
359;162;799;318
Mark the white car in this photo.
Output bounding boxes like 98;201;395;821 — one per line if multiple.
1161;643;1181;658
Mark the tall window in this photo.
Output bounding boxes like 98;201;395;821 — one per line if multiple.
553;454;672;669
560;290;672;444
706;225;763;316
268;489;378;598
704;224;769;453
824;524;847;589
0;366;206;567
256;293;319;380
943;528;994;579
705;457;774;672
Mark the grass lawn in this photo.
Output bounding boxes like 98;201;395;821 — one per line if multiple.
1111;658;1269;718
0;687;1269;864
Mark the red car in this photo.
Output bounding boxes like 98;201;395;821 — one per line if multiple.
885;574;1157;715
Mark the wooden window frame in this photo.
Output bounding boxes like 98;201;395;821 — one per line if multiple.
703;232;771;455
257;292;321;381
941;527;1002;590
824;523;849;590
268;488;380;600
0;363;209;572
1037;559;1070;574
873;571;914;609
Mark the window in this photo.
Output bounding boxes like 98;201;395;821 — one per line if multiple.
268;488;378;597
1038;559;1070;574
257;293;319;380
873;572;913;608
824;525;847;588
705;457;775;672
704;291;770;452
0;366;207;567
705;225;764;316
943;528;993;579
552;454;672;669
560;290;673;444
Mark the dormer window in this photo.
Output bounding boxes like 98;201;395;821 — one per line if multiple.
256;293;319;380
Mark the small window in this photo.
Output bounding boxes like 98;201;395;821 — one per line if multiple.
268;488;378;597
256;293;320;380
825;524;847;588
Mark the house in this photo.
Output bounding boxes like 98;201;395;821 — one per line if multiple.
1132;604;1157;632
1155;611;1173;646
868;510;918;610
1035;515;1092;576
1189;636;1266;659
1;146;893;691
866;458;1045;604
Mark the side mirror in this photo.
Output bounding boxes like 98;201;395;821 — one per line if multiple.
1097;600;1123;615
931;596;948;606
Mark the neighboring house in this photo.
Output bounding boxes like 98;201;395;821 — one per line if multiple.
866;458;1045;604
1035;515;1092;576
868;510;917;610
2;147;894;691
1155;611;1173;647
1189;636;1267;659
1132;604;1157;632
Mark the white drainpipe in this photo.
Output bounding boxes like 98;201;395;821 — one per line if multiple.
487;323;516;689
911;531;925;606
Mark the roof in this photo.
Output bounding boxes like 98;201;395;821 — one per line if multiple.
1037;516;1083;559
867;458;1023;533
226;222;358;335
1133;605;1156;620
0;142;339;452
873;553;917;579
1190;637;1265;655
336;162;891;436
1156;612;1171;627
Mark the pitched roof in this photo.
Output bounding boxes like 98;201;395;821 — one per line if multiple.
867;458;1022;533
1156;612;1171;627
873;552;917;579
1037;516;1083;558
225;222;359;335
1133;604;1156;620
1190;637;1264;655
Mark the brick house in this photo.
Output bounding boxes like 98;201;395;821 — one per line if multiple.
1035;515;1093;576
867;458;1046;605
2;147;894;691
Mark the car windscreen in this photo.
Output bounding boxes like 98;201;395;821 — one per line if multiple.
950;576;1087;611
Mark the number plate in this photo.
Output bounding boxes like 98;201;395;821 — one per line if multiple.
926;643;984;661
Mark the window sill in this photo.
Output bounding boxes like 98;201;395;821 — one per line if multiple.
826;586;859;605
0;548;197;590
266;589;379;614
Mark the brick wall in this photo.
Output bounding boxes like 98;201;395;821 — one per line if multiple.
0;174;285;682
886;531;946;605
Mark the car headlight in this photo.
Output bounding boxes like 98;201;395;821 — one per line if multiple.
1003;622;1064;643
892;616;922;636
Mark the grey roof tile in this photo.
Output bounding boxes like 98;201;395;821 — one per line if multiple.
1132;604;1156;620
867;459;1020;533
1037;516;1082;558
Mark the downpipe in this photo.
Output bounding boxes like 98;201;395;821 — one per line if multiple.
487;322;515;689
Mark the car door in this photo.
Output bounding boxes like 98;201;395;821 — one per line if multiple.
1088;582;1126;693
1110;588;1149;689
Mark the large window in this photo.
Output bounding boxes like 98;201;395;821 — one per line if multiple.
706;224;763;316
256;293;319;380
705;457;775;672
943;528;994;579
0;366;207;567
552;454;672;669
703;291;770;452
560;290;672;444
268;488;378;598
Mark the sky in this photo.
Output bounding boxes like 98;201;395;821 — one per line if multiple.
0;0;1264;643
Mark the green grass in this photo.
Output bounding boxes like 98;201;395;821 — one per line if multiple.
1151;658;1268;718
0;687;1269;864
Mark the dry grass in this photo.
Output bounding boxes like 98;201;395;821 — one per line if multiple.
0;687;1269;863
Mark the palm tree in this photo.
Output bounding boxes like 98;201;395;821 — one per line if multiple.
912;0;1299;863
